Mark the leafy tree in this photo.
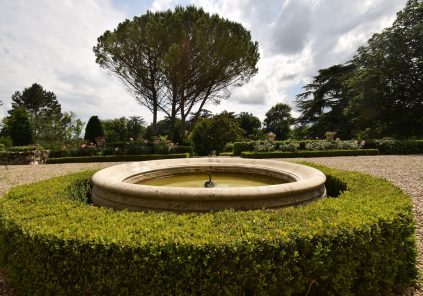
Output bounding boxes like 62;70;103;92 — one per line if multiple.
236;112;261;139
160;7;259;141
102;116;145;143
127;116;146;140
295;64;355;139
190;111;243;155
263;103;294;140
145;117;183;144
94;13;163;136
84;116;104;143
103;117;128;143
94;6;259;141
10;83;62;143
347;0;423;138
8;108;33;146
61;112;84;142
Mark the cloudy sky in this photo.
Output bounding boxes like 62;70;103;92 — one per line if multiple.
0;0;408;124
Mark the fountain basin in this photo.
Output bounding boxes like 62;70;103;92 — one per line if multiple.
91;158;326;212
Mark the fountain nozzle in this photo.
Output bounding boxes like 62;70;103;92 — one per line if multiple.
204;167;215;188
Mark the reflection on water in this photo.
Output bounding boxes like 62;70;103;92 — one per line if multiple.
138;173;286;188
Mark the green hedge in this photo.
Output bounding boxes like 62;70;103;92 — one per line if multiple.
0;163;416;294
363;139;423;154
46;153;189;164
49;144;193;158
233;141;255;155
219;152;234;156
242;149;379;158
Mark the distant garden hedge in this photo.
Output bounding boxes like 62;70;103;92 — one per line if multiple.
48;143;193;158
241;149;379;158
233;139;423;156
0;164;416;294
46;153;189;164
363;139;423;154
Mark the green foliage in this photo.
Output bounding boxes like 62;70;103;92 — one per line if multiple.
45;153;189;164
102;116;145;143
84;116;104;143
295;1;423;139
10;83;63;144
0;137;12;148
363;139;423;154
94;6;259;141
8;108;34;146
64;178;93;203
295;64;355;139
0;165;416;294
49;142;192;159
61;111;85;143
263;103;294;140
234;140;367;155
145;118;183;144
236;112;262;139
223;143;234;152
191;112;244;155
241;149;379;159
9;145;44;151
233;141;255;156
347;0;423;138
218;152;234;156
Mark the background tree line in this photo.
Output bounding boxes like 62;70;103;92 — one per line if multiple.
295;0;423;139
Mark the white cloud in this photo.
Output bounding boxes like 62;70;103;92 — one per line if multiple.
0;0;409;124
151;0;179;11
0;0;147;122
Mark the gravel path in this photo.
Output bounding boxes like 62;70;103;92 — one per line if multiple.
0;155;421;295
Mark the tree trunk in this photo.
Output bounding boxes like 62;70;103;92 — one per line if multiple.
169;97;177;142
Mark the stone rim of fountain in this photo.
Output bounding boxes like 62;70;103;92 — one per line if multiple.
91;158;326;212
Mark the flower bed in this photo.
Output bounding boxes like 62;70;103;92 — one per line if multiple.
241;149;379;158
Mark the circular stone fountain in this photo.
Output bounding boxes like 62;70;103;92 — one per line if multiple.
91;158;326;212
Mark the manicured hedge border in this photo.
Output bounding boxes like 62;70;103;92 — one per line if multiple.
0;164;416;295
242;149;379;158
45;153;189;164
364;140;423;154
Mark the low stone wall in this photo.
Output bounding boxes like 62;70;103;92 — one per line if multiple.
0;150;49;165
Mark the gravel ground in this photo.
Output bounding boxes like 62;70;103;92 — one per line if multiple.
0;155;421;295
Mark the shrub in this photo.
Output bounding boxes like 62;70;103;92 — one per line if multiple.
172;145;193;155
9;145;45;151
191;113;243;156
253;140;276;152
305;140;364;150
218;152;234;156
234;140;366;155
0;137;12;148
241;149;379;158
64;178;93;203
49;143;193;159
233;141;255;156
223;143;234;153
8;108;33;146
0;164;416;295
363;139;423;154
45;153;189;164
84;116;104;143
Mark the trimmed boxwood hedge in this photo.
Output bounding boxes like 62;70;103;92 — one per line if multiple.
0;164;417;295
363;139;423;155
242;149;379;158
45;153;189;164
